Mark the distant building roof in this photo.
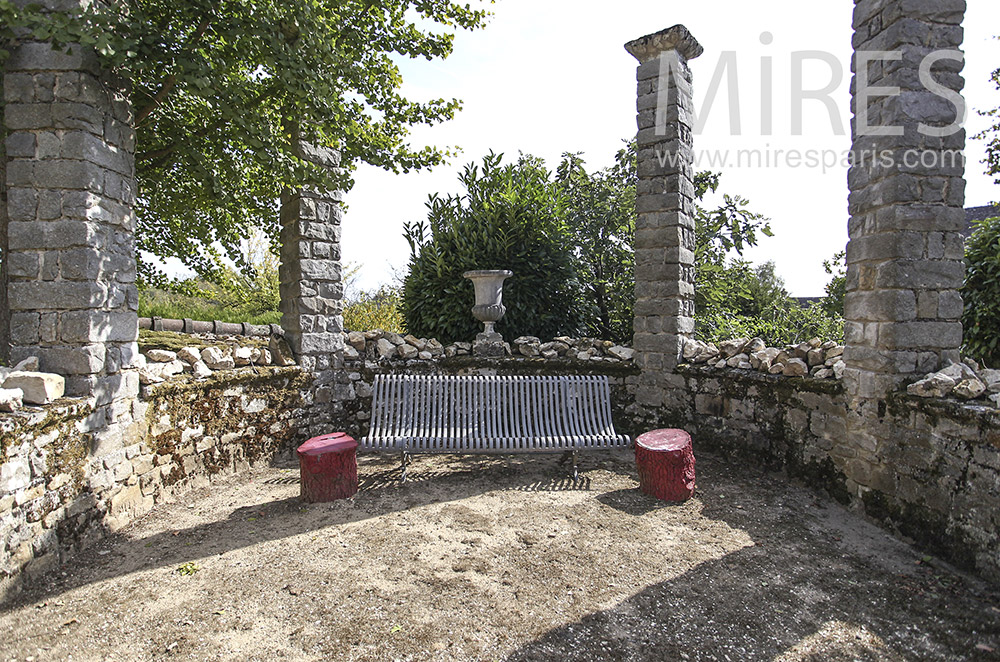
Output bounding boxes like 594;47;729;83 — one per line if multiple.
965;204;1000;238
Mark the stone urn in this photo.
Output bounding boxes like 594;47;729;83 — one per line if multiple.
463;270;513;335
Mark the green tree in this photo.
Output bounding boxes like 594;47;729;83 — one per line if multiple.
822;250;847;317
978;55;1000;187
692;171;774;319
0;0;489;286
962;216;1000;367
402;152;583;343
556;144;635;343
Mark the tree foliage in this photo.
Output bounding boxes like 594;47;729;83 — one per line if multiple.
821;250;847;318
402;153;583;343
0;0;489;286
962;216;1000;368
692;172;774;318
978;56;1000;188
398;143;828;345
344;286;405;335
556;144;635;343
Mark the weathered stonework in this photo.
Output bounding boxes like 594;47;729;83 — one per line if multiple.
626;25;701;409
2;6;144;530
843;0;968;498
845;0;967;396
0;367;308;601
3;37;140;402
279;143;346;437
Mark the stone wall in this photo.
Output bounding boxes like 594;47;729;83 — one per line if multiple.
5;324;1000;598
1;366;307;601
875;395;1000;578
1;66;9;364
630;364;1000;582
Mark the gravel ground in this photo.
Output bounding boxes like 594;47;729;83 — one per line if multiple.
1;450;998;661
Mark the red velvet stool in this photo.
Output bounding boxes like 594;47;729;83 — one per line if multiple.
297;432;359;503
635;429;696;502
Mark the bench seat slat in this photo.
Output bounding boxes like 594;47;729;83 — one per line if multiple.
360;374;631;453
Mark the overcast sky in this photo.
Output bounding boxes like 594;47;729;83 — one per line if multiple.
341;0;1000;296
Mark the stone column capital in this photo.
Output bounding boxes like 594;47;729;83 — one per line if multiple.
625;25;704;64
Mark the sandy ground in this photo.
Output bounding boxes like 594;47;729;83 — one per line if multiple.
1;450;998;662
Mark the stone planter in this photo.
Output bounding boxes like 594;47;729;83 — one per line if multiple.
463;270;513;335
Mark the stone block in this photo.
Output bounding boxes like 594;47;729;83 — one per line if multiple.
4;103;52;129
0;388;25;412
874;259;965;290
6;252;40;279
33;158;105;192
57;247;104;280
7;280;107;311
109;484;145;518
845;289;917;322
145;349;177;363
6;187;38;221
50;101;105;134
298;259;341;282
4;131;37;157
0;458;31;494
35;344;107;375
2;372;65;404
5;41;101;74
879;321;963;351
58;310;137;343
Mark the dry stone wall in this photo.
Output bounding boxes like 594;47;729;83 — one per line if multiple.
4;321;1000;598
629;355;1000;582
0;366;308;601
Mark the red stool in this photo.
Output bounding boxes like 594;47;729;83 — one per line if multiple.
635;429;696;502
297;433;359;503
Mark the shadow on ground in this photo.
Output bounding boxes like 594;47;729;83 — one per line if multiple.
1;451;598;612
507;462;1000;662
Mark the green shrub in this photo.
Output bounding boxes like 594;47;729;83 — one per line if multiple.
962;216;1000;367
344;287;405;334
697;303;844;347
402;153;584;343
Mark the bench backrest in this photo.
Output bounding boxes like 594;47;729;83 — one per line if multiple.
362;374;629;453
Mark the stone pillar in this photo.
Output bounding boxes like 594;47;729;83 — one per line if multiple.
1;104;9;364
2;22;139;405
278;142;345;401
844;0;967;490
626;26;703;408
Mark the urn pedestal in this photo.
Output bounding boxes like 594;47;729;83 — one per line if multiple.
463;270;513;357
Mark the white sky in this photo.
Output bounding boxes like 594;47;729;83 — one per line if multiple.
341;0;1000;296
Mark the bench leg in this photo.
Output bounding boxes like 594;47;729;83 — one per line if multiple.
559;450;580;482
400;451;410;482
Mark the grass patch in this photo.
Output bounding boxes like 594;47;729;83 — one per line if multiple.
139;287;280;326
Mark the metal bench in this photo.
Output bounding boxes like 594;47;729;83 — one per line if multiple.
360;374;631;480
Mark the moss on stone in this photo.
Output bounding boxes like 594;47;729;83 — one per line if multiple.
887;391;999;432
142;367;307;481
0;401;94;460
138;329;268;354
